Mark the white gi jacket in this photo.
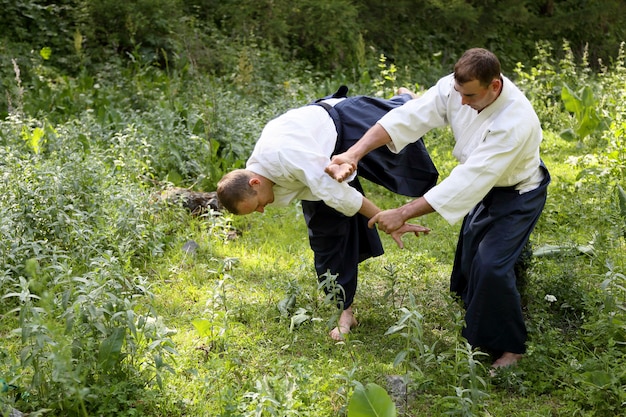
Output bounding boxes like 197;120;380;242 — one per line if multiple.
246;99;363;217
379;74;545;225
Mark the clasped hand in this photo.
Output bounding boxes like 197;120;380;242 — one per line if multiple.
326;152;431;249
370;208;429;250
325;153;356;183
368;208;406;234
389;222;430;249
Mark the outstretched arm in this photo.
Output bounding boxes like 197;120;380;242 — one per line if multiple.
389;223;430;249
359;196;430;249
367;196;435;234
325;123;393;182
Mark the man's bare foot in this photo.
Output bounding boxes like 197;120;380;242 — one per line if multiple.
329;307;358;341
397;87;419;99
490;352;523;376
493;352;523;368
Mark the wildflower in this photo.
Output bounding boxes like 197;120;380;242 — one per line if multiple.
544;294;557;303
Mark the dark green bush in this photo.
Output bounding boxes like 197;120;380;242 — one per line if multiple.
0;0;85;70
182;0;362;71
83;0;184;66
2;0;626;75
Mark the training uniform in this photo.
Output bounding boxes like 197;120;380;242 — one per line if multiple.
247;90;438;309
379;74;550;354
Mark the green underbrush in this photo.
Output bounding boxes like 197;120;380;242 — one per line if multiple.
1;40;625;416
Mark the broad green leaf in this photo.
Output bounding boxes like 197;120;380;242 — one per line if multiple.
561;84;582;115
384;324;407;335
580;85;596;108
577;107;601;139
392;350;408;368
277;294;296;317
166;169;183;186
192;318;212;337
559;128;577;142
289;308;310;331
348;383;396;417
40;46;52;60
580;371;614;388
192;118;205;135
533;244;594;257
98;327;125;370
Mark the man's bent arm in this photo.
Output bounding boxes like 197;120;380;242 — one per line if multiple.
326;124;393;182
368;196;436;234
358;196;381;219
397;196;436;222
359;196;430;249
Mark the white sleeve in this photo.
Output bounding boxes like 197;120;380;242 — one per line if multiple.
277;149;363;216
425;119;532;224
378;75;452;153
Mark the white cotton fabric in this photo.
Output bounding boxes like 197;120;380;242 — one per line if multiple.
379;74;545;225
246;99;363;216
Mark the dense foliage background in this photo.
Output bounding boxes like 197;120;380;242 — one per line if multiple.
2;0;626;85
1;1;625;416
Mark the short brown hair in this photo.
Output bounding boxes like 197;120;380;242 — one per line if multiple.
454;48;501;87
216;169;257;214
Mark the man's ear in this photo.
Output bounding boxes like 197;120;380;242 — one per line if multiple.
249;177;261;187
491;77;502;92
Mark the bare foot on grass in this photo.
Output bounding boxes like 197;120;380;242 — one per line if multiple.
490;352;523;376
329;307;358;341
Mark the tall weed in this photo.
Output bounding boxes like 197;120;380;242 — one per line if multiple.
1;25;626;417
0;106;179;414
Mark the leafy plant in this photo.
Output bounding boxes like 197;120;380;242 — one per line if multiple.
372;55;398;98
619;185;626;238
385;294;440;383
192;260;237;353
20;124;47;154
443;343;489;417
560;82;608;143
347;382;396;417
317;270;347;330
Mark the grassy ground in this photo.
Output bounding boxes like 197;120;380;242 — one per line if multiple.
1;45;625;416
139;125;622;416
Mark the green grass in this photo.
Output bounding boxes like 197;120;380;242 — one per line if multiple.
140;121;623;415
1;43;625;416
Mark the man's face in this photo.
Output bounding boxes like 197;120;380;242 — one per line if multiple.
235;194;266;215
454;78;501;112
234;179;274;215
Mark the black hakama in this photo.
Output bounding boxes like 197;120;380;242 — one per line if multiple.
451;164;550;355
302;90;439;309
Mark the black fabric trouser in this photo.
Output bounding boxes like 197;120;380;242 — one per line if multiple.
451;165;551;355
302;177;382;309
301;92;438;310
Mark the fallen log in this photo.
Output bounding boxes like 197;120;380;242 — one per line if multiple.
155;187;223;215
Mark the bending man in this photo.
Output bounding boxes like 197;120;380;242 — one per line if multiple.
326;49;550;367
217;87;438;341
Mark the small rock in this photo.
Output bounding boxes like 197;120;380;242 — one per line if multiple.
1;407;24;417
182;240;199;255
386;374;409;412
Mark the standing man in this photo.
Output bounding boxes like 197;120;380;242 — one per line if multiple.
217;87;438;341
326;48;550;368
